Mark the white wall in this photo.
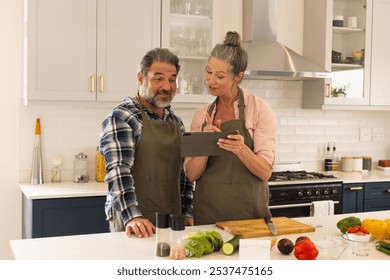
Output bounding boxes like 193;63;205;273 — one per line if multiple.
0;0;22;259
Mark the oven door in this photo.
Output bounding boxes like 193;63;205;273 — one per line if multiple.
269;199;342;218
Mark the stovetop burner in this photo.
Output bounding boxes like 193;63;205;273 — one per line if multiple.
269;171;336;182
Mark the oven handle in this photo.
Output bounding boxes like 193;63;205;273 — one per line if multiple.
269;201;340;209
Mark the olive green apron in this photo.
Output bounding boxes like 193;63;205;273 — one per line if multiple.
193;88;272;225
130;97;182;225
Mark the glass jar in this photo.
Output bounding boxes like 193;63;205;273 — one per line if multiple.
95;146;106;182
155;212;171;257
50;156;62;183
73;152;89;183
362;156;372;171
169;214;186;260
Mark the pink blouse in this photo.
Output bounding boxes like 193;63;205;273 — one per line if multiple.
189;87;276;166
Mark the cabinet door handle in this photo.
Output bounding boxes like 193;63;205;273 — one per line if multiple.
99;76;104;93
349;186;363;191
90;75;95;93
326;83;331;98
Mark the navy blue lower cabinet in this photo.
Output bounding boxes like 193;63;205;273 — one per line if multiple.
23;195;109;238
364;182;390;212
342;183;364;213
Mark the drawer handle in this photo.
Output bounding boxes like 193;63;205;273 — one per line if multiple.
349;186;363;191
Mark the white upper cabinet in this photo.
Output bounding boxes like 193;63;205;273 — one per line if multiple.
369;0;390;106
26;0;160;102
302;0;372;109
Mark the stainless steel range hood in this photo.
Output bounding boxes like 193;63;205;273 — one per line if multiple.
242;0;332;80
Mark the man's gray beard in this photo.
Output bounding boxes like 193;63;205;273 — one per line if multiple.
140;82;175;108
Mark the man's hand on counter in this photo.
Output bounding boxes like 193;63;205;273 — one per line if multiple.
126;217;156;238
185;216;194;226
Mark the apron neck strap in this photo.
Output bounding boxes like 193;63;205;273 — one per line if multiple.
237;87;245;121
201;87;245;131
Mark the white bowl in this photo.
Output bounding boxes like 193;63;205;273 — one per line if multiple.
346;232;371;242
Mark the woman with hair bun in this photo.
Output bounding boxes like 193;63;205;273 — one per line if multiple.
184;31;277;225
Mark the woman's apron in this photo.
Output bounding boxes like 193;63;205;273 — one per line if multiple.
193;88;272;225
130;99;182;225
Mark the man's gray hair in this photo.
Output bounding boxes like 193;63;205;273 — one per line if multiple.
139;48;181;76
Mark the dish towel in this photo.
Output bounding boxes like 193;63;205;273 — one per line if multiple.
310;200;334;216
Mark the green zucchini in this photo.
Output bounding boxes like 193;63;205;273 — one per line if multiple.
379;239;390;250
376;244;390;256
222;235;241;255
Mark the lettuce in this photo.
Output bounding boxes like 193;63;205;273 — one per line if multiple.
184;230;224;258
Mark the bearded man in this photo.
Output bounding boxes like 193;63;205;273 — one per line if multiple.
99;48;194;238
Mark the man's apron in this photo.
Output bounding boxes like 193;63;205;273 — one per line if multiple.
130;98;182;225
193;88;271;225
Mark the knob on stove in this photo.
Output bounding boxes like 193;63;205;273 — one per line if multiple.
315;190;321;196
332;189;338;195
324;189;329;195
306;190;312;196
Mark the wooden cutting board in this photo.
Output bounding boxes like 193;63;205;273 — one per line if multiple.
215;217;315;238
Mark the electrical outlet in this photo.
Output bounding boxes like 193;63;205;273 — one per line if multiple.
372;128;384;142
359;128;372;142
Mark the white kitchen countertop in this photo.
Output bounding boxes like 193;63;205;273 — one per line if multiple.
325;169;390;184
19;169;390;200
19;181;107;199
10;211;390;260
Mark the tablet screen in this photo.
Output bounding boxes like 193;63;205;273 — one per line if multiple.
181;131;238;157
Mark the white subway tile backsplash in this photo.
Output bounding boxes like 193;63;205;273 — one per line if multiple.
18;81;390;180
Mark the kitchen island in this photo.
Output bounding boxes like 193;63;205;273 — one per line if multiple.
10;210;390;260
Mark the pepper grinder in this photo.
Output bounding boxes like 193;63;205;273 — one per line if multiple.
169;214;186;260
155;212;171;257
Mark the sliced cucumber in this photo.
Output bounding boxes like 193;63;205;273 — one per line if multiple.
222;235;241;255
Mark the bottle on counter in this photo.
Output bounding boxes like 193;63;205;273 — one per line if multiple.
331;143;338;171
50;156;62;183
155;212;171;258
169;214;186;260
30;118;44;184
95;146;106;182
324;143;332;171
73;152;89;183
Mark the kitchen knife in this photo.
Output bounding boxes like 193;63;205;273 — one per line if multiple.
265;216;278;235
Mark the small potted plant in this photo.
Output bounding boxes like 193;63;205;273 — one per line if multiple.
331;85;347;98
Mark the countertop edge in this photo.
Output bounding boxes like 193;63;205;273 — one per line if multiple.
19;181;107;199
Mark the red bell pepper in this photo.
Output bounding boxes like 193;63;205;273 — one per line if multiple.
294;239;319;260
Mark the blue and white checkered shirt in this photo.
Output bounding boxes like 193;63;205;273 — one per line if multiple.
99;96;194;225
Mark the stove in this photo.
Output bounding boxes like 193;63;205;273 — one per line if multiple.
269;170;338;182
267;168;343;218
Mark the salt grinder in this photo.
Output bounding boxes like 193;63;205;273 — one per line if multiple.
169;214;186;260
